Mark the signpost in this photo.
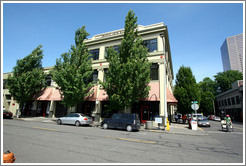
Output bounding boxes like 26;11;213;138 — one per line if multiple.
191;101;199;130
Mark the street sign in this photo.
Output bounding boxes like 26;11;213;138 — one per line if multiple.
191;103;199;111
191;101;198;104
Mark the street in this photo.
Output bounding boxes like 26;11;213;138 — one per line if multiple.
2;119;244;163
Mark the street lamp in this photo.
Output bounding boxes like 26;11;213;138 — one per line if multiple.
206;97;215;115
160;32;167;129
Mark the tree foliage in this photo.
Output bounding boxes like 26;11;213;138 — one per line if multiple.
100;10;151;111
51;26;93;108
198;77;216;115
7;45;46;110
214;70;243;93
174;66;200;114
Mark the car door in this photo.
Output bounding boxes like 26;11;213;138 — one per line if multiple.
109;114;120;128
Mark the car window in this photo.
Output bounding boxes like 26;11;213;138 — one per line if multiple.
67;114;73;117
74;114;80;117
112;114;121;119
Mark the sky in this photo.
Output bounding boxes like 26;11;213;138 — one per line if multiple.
2;2;244;83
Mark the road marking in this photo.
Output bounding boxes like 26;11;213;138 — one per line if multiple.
198;127;204;131
108;137;156;144
33;127;57;131
233;126;243;130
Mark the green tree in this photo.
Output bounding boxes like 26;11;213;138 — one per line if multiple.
174;66;201;114
200;91;215;116
7;45;46;113
100;10;151;111
198;77;216;115
214;70;243;93
198;77;217;95
51;26;93;108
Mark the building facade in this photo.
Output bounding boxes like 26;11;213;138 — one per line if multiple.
215;80;243;122
3;22;177;124
220;33;243;73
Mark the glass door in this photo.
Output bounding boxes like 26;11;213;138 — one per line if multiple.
141;106;150;123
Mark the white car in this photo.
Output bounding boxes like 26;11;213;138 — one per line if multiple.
57;113;93;126
192;114;203;121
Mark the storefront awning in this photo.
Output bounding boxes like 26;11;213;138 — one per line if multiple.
167;88;178;105
140;82;160;101
97;89;108;101
84;86;97;101
33;88;54;101
47;89;62;101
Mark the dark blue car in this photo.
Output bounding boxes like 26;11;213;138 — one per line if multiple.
101;113;140;132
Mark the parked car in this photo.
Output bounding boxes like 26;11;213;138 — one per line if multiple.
192;114;203;121
208;115;215;120
214;116;221;121
57;113;93;126
198;118;210;127
3;110;13;119
101;113;140;132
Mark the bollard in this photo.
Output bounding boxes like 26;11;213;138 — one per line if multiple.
166;118;170;131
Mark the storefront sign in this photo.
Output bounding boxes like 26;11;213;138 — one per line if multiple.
155;117;162;123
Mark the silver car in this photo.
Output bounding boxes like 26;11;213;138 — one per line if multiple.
57;113;93;127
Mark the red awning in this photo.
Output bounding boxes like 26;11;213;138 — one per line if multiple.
47;89;62;101
167;87;178;105
33;88;54;101
97;89;108;101
84;86;97;101
140;82;160;101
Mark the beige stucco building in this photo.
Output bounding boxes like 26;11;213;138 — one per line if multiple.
3;22;177;124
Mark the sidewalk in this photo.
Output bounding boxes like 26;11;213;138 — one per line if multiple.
13;117;207;136
140;122;208;136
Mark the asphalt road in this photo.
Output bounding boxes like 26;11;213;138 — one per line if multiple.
2;119;244;164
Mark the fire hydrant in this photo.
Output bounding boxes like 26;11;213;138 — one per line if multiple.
3;150;15;163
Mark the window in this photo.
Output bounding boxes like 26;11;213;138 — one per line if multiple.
105;45;119;57
89;49;99;60
236;96;240;104
3;79;8;89
224;99;227;106
103;68;108;82
227;98;231;105
45;75;52;86
5;95;11;100
90;70;98;84
231;97;235;105
150;63;159;80
142;39;157;52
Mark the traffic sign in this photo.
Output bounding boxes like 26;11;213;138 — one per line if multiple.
191;103;199;111
191;101;198;104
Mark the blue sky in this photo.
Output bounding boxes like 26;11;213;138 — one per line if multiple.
2;2;244;83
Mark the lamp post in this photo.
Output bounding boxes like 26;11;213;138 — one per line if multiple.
160;32;167;129
206;97;215;115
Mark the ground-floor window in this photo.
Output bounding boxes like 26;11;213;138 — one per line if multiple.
55;102;68;117
132;101;159;124
76;101;95;117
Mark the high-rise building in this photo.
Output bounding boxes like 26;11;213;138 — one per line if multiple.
220;33;243;73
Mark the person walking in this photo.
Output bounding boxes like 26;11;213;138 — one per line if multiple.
175;113;178;123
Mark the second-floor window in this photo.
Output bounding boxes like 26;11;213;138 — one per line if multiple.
45;75;52;86
105;45;119;58
150;63;159;80
142;38;157;52
3;79;8;89
89;49;99;60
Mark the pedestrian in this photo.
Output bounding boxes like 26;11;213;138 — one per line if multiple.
175;113;178;123
178;114;181;123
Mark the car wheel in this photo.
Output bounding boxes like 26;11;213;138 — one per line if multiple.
57;119;62;125
75;121;80;127
103;123;108;129
126;125;133;132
